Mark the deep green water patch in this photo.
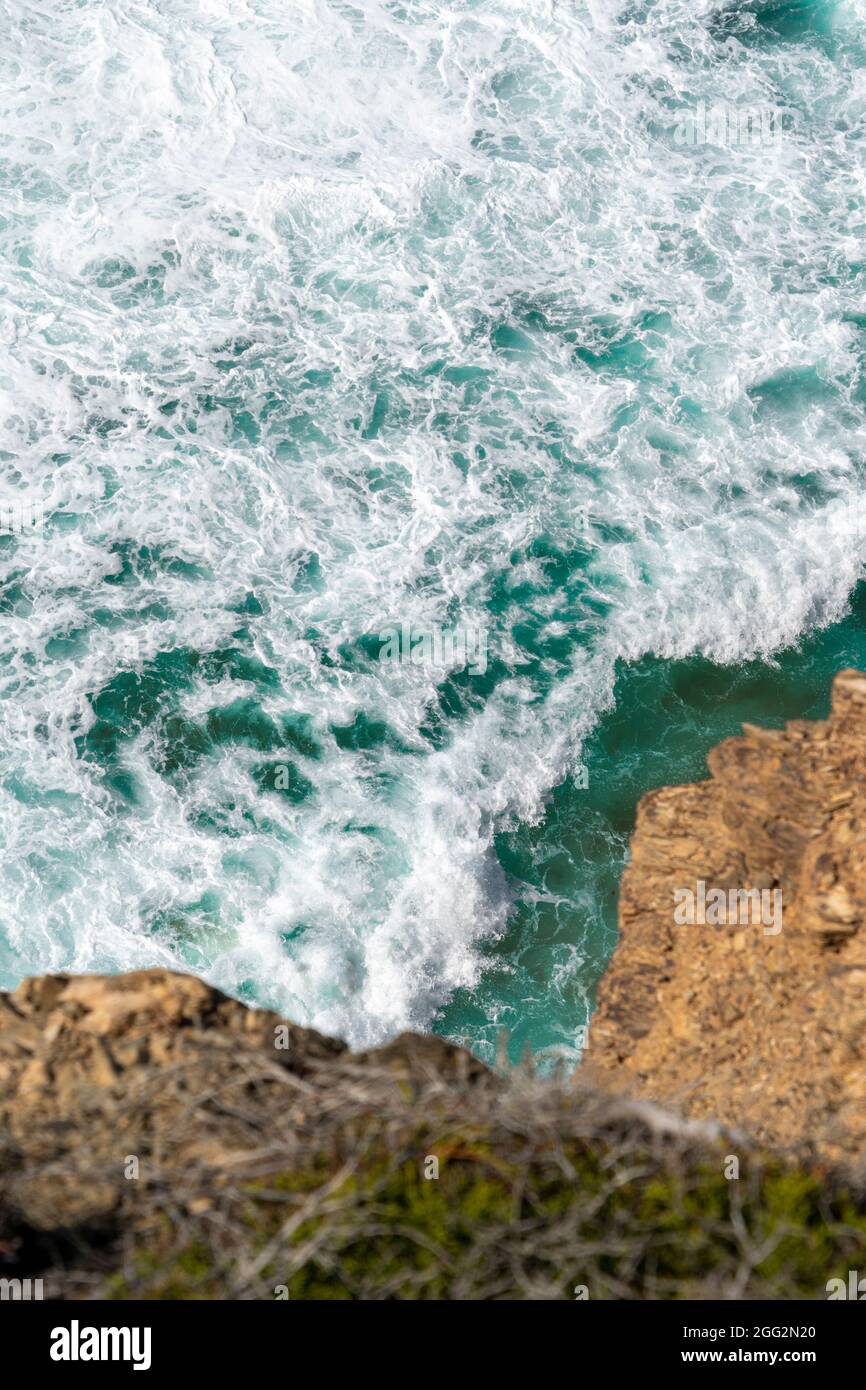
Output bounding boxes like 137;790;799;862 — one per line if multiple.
710;0;839;44
251;759;315;805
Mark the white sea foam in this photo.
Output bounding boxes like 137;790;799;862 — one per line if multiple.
1;0;865;1044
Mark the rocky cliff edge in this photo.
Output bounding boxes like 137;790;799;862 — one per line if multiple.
589;667;866;1167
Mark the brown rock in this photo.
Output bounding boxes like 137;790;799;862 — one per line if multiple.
589;668;866;1165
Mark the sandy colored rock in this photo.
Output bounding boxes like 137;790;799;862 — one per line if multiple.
589;668;866;1166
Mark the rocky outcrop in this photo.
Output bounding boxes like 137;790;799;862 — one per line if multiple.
589;668;866;1167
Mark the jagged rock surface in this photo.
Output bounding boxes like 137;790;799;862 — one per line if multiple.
589;668;866;1166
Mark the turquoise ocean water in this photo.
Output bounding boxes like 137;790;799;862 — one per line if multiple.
1;0;865;1063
